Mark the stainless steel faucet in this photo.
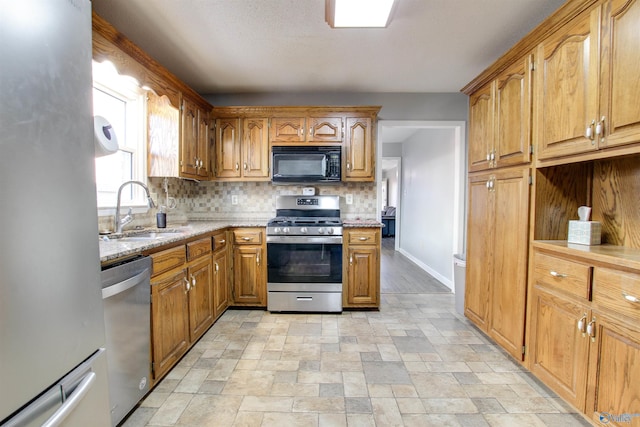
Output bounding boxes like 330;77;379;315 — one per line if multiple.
114;181;157;233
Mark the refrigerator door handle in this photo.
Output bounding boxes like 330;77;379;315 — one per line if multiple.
42;371;96;427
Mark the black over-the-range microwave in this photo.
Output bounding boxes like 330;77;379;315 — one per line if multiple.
271;146;341;184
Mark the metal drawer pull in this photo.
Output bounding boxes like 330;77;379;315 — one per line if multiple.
359;237;369;241
297;297;313;301
549;271;567;278
219;239;226;244
622;292;640;303
586;317;596;341
242;237;253;241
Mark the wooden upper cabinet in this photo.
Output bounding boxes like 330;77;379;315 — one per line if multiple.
270;116;343;144
269;117;306;143
494;56;532;168
468;83;494;172
180;97;199;177
214;118;241;178
180;97;210;179
598;0;640;150
308;117;343;143
535;9;599;160
196;110;210;178
536;0;640;162
214;117;270;180
468;56;531;172
344;116;374;181
242;118;270;178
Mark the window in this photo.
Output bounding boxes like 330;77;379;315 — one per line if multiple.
92;60;147;211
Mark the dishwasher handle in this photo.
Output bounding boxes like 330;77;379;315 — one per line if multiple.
102;269;150;299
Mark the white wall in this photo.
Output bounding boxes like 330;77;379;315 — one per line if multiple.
399;128;457;288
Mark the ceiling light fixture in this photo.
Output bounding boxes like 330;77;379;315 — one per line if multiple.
325;0;395;28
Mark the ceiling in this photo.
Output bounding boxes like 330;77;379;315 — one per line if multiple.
92;0;566;95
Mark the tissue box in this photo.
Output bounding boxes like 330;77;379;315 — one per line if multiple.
568;220;602;245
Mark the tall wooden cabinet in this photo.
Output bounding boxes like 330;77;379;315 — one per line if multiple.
180;97;210;179
464;0;640;422
465;167;530;360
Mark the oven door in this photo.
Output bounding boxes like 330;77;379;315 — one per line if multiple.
267;235;342;289
267;235;343;312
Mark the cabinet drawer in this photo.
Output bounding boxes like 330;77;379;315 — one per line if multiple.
233;229;263;245
347;229;379;245
187;237;211;261
213;231;228;252
593;267;640;321
150;245;186;277
533;251;592;299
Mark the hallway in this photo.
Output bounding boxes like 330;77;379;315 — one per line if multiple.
122;239;589;426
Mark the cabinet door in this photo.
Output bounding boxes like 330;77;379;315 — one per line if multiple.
232;245;265;306
151;269;189;380
495;57;532;168
270;117;305;143
489;167;530;360
344;246;379;307
242;118;270;178
599;0;640;149
529;286;590;411
464;174;493;329
213;249;229;318
468;83;494;172
586;313;640;426
187;257;213;342
196;109;210;178
344;116;374;181
308;116;343;143
180;98;199;177
215;118;241;178
535;9;600;160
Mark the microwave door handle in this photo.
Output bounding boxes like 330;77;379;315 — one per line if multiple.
323;156;328;177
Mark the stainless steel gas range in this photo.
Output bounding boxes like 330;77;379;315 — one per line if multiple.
266;195;343;313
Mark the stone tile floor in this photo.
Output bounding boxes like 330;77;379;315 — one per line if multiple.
122;240;591;426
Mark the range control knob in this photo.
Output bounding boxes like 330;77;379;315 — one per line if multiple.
274;227;282;233
300;227;308;234
318;227;325;234
283;227;290;234
327;228;334;235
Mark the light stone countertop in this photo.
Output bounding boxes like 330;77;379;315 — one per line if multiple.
99;219;268;263
343;219;384;228
99;218;383;263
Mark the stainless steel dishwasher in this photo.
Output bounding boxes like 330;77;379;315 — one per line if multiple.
101;255;152;427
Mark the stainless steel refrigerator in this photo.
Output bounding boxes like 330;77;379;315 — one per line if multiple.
1;0;112;425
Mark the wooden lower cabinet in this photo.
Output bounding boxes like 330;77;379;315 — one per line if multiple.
465;166;530;361
187;256;214;342
343;228;380;308
212;231;230;318
586;313;640;426
231;228;266;307
151;268;190;381
528;285;590;411
529;243;640;425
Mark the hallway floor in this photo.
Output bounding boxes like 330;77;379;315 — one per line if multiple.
123;238;590;427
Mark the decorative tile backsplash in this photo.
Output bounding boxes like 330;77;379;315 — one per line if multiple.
99;178;378;231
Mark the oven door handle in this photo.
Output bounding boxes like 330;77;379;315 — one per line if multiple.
266;235;343;244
